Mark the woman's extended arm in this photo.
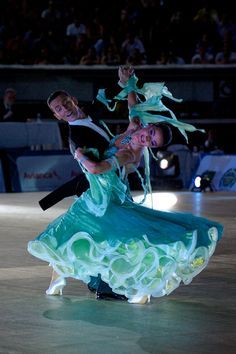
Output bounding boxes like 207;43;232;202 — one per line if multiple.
118;65;141;131
74;148;136;174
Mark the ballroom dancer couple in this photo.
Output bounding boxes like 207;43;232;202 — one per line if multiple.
28;66;223;304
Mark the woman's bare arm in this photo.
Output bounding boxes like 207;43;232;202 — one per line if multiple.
118;65;141;130
74;148;136;175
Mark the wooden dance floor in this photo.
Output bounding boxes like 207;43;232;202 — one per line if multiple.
0;191;235;354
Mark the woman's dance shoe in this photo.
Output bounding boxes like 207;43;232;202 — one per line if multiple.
128;294;151;304
46;277;66;296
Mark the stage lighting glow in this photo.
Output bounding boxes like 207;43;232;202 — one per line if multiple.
160;158;169;169
0;205;39;214
0;204;67;215
194;176;201;188
192;170;216;192
133;192;178;210
155;150;179;178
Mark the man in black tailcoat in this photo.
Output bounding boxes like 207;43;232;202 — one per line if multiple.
39;66;134;300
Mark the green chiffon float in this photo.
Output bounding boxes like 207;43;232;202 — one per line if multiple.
28;168;223;300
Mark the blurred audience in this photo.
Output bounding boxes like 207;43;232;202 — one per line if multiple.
191;32;215;64
215;31;236;64
100;42;121;65
121;31;146;64
156;50;185;65
80;46;99;65
66;16;87;38
0;1;235;65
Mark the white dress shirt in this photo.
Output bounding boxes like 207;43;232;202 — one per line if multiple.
69;116;110;142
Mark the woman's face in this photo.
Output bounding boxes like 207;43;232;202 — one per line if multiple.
131;125;164;147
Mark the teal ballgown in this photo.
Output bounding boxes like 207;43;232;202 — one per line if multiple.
28;78;223;301
28;160;223;301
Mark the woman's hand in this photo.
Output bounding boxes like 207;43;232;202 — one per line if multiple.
74;147;86;161
118;65;137;113
118;65;134;86
74;147;114;174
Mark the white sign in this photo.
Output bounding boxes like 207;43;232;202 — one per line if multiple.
16;155;82;192
191;154;236;191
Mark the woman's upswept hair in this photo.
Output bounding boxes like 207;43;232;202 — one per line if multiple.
155;123;173;146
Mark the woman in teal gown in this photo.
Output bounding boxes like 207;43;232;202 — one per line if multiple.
27;77;223;304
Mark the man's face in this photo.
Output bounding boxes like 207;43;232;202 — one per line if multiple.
49;94;84;122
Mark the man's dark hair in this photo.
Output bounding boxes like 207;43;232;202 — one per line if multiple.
47;90;70;107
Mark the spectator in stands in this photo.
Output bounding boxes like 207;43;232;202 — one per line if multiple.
191;44;214;64
5;33;24;64
192;5;219;46
66;16;87;38
72;33;91;63
41;0;61;22
0;88;18;122
121;31;146;64
204;129;216;151
156;50;185;65
191;32;216;64
80;46;99;65
126;47;146;65
100;42;121;65
204;129;224;154
34;46;50;65
116;7;131;43
215;30;236;64
215;12;236;51
93;28;108;62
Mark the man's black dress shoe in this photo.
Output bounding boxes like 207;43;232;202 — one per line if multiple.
96;291;127;301
87;283;96;293
88;276;127;300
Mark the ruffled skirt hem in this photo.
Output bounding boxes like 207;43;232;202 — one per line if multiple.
28;226;218;300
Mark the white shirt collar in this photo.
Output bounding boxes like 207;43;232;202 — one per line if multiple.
68;117;92;125
68;116;110;142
